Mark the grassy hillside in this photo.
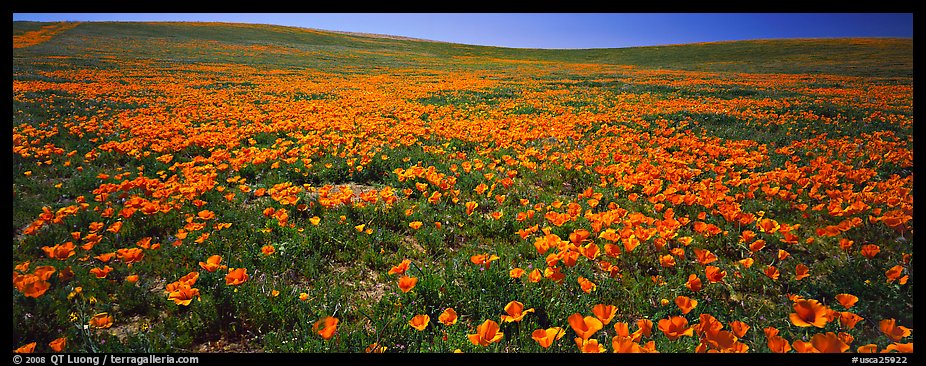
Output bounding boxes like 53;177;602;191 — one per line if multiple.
13;21;913;77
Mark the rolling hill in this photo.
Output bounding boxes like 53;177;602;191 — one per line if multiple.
13;21;913;78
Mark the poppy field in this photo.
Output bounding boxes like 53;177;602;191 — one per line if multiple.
12;22;914;354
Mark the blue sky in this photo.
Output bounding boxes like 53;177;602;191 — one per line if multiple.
12;13;913;49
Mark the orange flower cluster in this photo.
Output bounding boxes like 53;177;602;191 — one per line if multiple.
13;22;81;48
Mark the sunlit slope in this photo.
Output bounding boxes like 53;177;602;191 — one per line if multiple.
13;21;912;77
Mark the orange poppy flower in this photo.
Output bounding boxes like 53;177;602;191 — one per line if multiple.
94;252;116;263
636;319;654;339
612;335;638;353
409;314;430;331
838;311;864;329
532;327;565;348
14;261;30;273
136;237;154;249
198;255;225;272
397;275;418;293
856;344;878;353
603;243;622;258
693;248;717;265
749;239;766;252
501;301;534;323
225;268;249;286
577;276;597;293
839;238;854;250
90;265;113;279
560;251;580;267
879;319;912;342
674;296;698;315
622;236;641;252
581;243;600;260
790;299;830;328
197;210;215;220
677;236;693;246
575;338;606;353
89;313;114;329
568;313;603;340
299;292;309;301
313;316;338;340
592;304;617;325
757;218;779;234
465;201;478;216
835;294;858;309
884;342;913;353
42;242;76;260
766;335;791;353
468;319;504;346
116;247;144;265
48;337;66;352
792;339;819;353
409;221;423;230
32;265;56;281
764;326;779;338
427;191;442;204
764;265;780;280
685;274;702;292
509;268;525;279
613;335;657;353
528;269;542;283
388;259;411;275
107;221;123;233
738;257;755;269
470;253;500;268
166;272;199;292
14;342;36;353
730;321;749;338
13;273;50;298
599;261;620;278
657;316;693;340
125;274;139;283
694;313;723;338
261;245;275;256
794;263;810;280
659;254;676;268
705;266;726;283
702;329;748;353
439;308;458;326
885;265;904;283
614;322;632;338
811;332;849;353
569;229;590;245
167;283;200;306
309;216;321;226
859;244;880;259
